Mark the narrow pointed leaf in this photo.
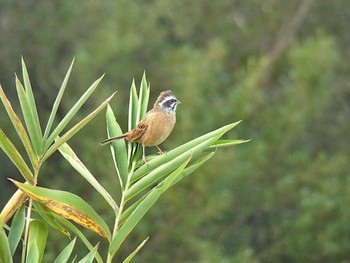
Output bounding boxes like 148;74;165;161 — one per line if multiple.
139;73;150;120
0;85;38;169
15;76;42;156
21;58;41;136
131;121;242;182
128;80;139;163
27;220;48;263
21;58;43;152
44;58;75;141
11;180;111;240
122;237;149;263
33;202;70;237
172;151;215;186
53;237;76;263
53;216;103;263
0;224;13;263
8;205;25;256
106;105;128;190
125;151;192;201
45;74;105;150
77;244;98;263
42;92;115;162
210;139;250;149
128;79;138;132
110;157;191;256
0;129;34;183
58;142;117;211
121;153;214;222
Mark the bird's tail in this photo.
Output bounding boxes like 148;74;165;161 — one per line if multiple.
101;134;128;145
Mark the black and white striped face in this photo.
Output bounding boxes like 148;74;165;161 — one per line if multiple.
156;90;180;114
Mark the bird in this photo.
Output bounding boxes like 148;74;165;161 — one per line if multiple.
101;90;180;163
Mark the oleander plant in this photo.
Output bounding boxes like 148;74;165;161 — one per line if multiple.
0;59;246;263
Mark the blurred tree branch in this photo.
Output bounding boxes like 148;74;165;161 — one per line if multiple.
259;0;316;88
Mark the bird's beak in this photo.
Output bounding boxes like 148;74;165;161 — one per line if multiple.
177;100;181;104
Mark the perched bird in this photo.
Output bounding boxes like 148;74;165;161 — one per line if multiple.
101;90;180;163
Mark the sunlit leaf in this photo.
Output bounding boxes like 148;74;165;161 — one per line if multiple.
210;139;250;149
58;142;117;211
15;76;42;156
138;72;150;122
171;151;215;186
44;74;105;150
105;104;128;190
0;85;37;169
44;58;75;141
26;240;39;263
21;58;43;155
109;157;191;256
128;79;138;132
11;180;111;240
27;220;48;263
0;129;34;183
42;92;116;162
131;121;242;182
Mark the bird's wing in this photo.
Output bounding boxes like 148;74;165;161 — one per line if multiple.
128;119;148;142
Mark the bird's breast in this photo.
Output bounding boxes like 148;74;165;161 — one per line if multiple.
140;112;176;146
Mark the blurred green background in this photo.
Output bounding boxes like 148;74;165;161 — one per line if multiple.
1;0;350;262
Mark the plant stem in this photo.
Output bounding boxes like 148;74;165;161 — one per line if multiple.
107;161;137;263
21;197;33;263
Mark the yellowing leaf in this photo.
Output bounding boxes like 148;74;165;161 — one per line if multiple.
10;180;111;240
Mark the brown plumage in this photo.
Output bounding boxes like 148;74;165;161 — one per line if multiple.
101;90;180;163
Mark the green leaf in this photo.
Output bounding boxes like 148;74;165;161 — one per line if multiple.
21;58;43;154
53;237;76;263
122;237;149;263
121;154;214;223
26;241;39;263
33;202;70;237
125;151;193;201
11;180;111;240
138;72;150;122
15;75;42;156
44;74;105;150
58;142;117;211
0;224;13;263
127;80;139;164
0;129;34;183
27;220;48;263
53;216;103;263
131;121;242;182
44;58;75;141
0;85;38;170
109;157;191;257
128;79;138;132
171;152;215;186
42;92;116;162
105;104;128;190
210;139;250;149
77;244;98;263
8;205;25;256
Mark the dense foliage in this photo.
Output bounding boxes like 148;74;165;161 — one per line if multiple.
1;0;350;262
